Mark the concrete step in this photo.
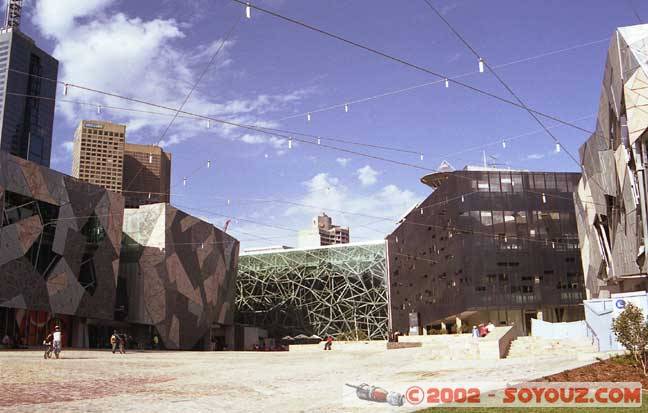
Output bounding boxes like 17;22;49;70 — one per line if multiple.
506;336;597;359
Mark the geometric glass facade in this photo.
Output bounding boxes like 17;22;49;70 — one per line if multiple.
0;152;124;346
119;203;240;350
575;23;648;298
387;168;585;334
0;154;240;350
237;241;388;340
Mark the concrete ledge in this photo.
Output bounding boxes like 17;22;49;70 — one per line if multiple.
478;326;519;359
386;342;422;350
288;340;387;352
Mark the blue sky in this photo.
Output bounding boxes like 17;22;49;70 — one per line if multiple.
23;0;647;248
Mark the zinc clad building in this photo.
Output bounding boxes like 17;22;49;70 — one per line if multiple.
386;167;585;335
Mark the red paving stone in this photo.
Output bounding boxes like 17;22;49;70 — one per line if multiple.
0;376;174;407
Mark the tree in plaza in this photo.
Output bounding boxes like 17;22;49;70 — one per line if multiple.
612;303;648;376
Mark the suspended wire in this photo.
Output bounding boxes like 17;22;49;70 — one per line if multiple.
123;16;243;193
275;37;610;122
228;0;602;139
626;0;643;23
419;0;607;195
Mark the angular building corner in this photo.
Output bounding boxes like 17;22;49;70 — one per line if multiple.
575;23;648;299
0;151;124;339
120;203;239;350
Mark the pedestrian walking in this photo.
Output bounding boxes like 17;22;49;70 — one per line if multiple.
110;330;118;354
119;333;126;354
324;335;333;350
52;326;62;359
153;334;159;350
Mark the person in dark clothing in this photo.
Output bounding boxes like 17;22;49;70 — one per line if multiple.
324;335;333;350
119;333;126;354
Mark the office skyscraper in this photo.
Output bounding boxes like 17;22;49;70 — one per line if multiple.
72;120;125;192
0;3;59;167
123;143;171;208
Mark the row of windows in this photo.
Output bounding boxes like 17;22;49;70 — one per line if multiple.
82;129;124;138
468;172;575;193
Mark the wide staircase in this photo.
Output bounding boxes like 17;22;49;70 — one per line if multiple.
507;336;598;359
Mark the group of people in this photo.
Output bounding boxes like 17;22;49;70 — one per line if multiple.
472;321;496;338
110;330;131;354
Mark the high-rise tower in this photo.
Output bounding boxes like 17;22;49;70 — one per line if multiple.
0;0;58;167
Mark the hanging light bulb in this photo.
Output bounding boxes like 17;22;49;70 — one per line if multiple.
344;103;349;113
504;236;508;243
63;83;69;96
201;242;204;249
245;2;251;18
502;140;506;149
227;199;231;206
307;113;311;122
555;143;561;153
148;193;151;200
478;57;485;73
206;119;211;129
288;138;292;149
148;153;153;164
317;138;321;145
542;193;547;203
444;78;449;88
420;208;424;215
264;153;269;159
97;105;102;115
420;153;424;161
207;160;211;169
183;177;187;186
461;195;464;203
551;241;555;249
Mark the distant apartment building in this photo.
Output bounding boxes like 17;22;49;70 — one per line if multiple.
71;120;125;192
0;24;58;166
298;213;350;248
123;143;171;208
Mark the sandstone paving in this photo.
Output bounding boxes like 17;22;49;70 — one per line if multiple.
0;347;600;412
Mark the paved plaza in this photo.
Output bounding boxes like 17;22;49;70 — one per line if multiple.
0;344;603;412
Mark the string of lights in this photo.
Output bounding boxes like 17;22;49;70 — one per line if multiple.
271;38;608;123
419;0;608;197
229;0;601;140
123;16;243;193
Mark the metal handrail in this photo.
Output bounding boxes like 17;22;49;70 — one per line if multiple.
584;320;600;352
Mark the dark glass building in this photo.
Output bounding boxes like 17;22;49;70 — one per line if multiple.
386;167;585;335
0;28;58;167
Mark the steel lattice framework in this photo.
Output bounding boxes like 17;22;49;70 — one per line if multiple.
236;241;388;340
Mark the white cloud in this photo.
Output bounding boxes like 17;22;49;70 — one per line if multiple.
356;165;379;186
277;172;421;247
33;0;116;37
61;141;74;153
336;157;351;167
240;133;288;153
526;153;545;160
31;0;311;149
